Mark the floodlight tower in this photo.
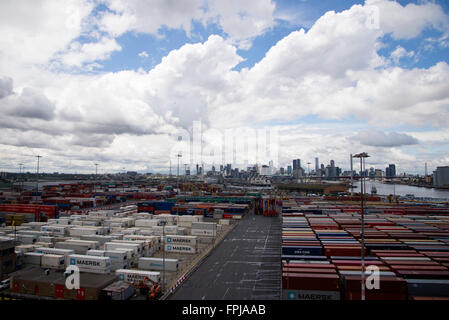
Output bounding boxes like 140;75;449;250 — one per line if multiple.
35;155;42;192
353;152;370;301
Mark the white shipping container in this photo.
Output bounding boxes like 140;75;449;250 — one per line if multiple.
177;221;192;228
35;247;74;255
191;229;217;237
116;269;160;284
41;254;65;270
68;254;111;272
192;222;217;230
33;242;52;248
69;227;101;237
18;230;49;237
41;225;68;236
111;240;147;256
65;239;100;249
138;257;178;271
80;235;115;245
17;234;38;244
15;245;37;254
55;241;94;254
23;252;43;265
104;242;139;259
135;220;160;228
164;244;196;254
86;249;106;257
164;235;197;246
219;219;230;225
38;236;55;243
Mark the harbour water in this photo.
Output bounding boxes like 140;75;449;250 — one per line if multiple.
354;180;449;200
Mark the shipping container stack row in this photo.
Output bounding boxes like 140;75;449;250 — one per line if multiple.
1;206;231;299
137;201;250;220
281;198;449;300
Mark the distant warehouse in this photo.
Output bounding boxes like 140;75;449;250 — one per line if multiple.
433;166;449;188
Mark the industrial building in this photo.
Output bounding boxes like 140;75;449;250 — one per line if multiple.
433;166;449;188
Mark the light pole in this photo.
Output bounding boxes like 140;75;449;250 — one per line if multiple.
307;162;311;182
350;154;354;196
35;155;42;192
353;152;370;301
177;153;182;194
94;163;99;193
18;163;23;193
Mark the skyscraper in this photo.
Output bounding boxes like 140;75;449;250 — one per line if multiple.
287;165;292;176
315;157;319;173
386;164;396;178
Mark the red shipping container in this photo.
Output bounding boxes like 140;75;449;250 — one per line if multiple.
284;263;336;270
394;270;449;279
283;268;338;274
344;276;407;294
282;273;340;291
389;265;447;271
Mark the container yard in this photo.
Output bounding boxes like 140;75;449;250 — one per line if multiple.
0;186;257;300
1;179;449;301
281;196;449;300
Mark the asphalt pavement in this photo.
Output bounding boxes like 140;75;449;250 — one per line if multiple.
169;212;282;300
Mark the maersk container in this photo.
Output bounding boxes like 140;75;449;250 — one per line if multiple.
41;254;65;270
164;244;196;254
283;289;340;300
138;257;178;271
164;235;197;247
64;239;100;250
68;254;111;274
23;252;43;266
115;269;161;284
87;249;128;269
35;247;74;262
40;225;68;237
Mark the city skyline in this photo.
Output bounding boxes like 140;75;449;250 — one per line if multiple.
1;1;449;175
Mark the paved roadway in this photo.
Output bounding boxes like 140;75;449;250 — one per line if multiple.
169;212;282;300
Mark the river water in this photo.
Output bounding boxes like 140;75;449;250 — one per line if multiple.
353;180;449;200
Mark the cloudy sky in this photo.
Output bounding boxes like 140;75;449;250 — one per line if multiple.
0;0;448;175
